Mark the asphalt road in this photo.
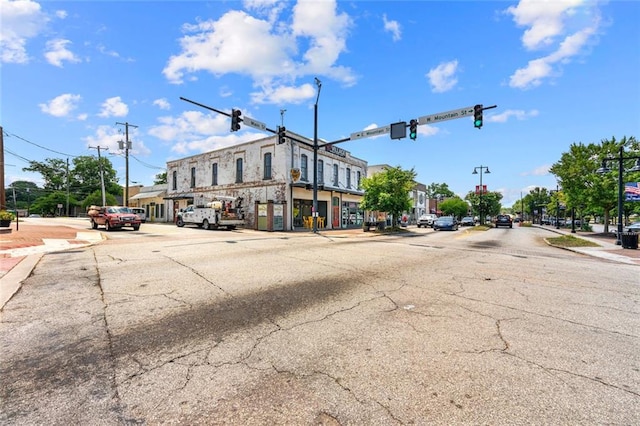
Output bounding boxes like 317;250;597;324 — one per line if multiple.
1;224;638;425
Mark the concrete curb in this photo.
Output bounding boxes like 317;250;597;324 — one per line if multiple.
0;253;43;310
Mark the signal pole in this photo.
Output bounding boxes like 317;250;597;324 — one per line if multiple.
116;122;138;206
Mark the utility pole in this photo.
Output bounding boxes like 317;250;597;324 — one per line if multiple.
89;145;109;206
116;121;138;206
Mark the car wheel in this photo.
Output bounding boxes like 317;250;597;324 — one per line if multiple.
203;219;210;230
176;218;184;227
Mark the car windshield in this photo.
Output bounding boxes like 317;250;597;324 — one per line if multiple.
437;217;453;223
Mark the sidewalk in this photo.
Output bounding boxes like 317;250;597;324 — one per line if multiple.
537;225;640;265
1;223;103;308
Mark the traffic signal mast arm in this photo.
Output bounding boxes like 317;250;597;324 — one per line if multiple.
179;96;317;149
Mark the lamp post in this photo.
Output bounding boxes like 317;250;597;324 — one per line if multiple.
596;145;640;245
312;77;322;233
550;185;560;229
472;166;490;225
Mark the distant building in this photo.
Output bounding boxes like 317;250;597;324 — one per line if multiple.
128;184;167;222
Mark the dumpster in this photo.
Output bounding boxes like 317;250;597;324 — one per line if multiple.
620;232;638;249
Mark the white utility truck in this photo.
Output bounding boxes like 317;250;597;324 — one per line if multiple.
176;196;245;230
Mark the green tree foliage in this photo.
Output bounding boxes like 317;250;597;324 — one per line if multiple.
22;155;121;209
438;197;469;218
425;182;455;199
550;136;639;232
6;181;43;211
83;190;118;209
22;158;68;191
464;190;502;220
360;166;416;226
154;172;167;185
29;191;80;216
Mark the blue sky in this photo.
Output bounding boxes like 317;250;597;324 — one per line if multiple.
2;0;639;207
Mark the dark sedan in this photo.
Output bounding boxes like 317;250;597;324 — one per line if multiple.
460;216;475;226
433;216;459;231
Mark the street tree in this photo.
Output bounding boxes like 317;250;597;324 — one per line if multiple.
360;166;416;227
154;172;167;185
438;197;469;218
22;158;68;192
425;182;455;199
464;190;502;220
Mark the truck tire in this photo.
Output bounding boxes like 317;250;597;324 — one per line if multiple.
91;220;98;229
133;225;140;231
176;218;184;227
105;221;112;231
202;219;210;230
227;225;236;230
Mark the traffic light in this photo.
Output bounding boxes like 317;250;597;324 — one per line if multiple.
473;104;483;129
277;126;286;144
409;119;418;140
230;109;242;132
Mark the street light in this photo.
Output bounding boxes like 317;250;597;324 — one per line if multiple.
312;77;322;233
472;166;490;225
596;146;640;245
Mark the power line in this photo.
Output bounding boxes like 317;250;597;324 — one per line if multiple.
4;129;79;158
130;154;165;170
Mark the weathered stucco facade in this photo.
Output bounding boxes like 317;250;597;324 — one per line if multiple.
164;131;367;230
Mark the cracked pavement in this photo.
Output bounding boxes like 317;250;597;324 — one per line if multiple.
1;226;638;424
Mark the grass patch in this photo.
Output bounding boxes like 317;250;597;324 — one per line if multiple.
546;234;599;247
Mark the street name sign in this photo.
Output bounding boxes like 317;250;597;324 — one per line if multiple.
418;106;474;126
242;116;267;131
350;125;390;141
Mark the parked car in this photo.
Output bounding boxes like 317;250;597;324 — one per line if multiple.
460;216;475;226
624;222;640;233
494;214;513;228
417;214;437;228
130;207;147;223
433;216;458;231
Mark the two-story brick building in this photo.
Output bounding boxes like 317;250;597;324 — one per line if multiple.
164;131;367;231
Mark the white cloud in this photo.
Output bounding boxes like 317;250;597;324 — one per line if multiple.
163;0;355;104
153;98;171;110
250;82;316;104
0;0;49;63
98;96;128;118
45;38;80;67
521;165;551;177
488;109;539;123
382;14;401;42
39;93;82;117
426;60;459;93
83;125;150;156
148;110;260;155
506;0;602;89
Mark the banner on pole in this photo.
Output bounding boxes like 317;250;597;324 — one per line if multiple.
625;182;640;201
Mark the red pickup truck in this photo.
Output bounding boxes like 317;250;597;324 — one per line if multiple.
88;206;141;231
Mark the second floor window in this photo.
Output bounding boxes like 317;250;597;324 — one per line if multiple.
301;154;308;181
264;153;272;179
172;170;177;190
317;160;324;184
333;164;339;186
190;167;196;188
212;163;218;185
236;158;243;183
346;167;351;188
